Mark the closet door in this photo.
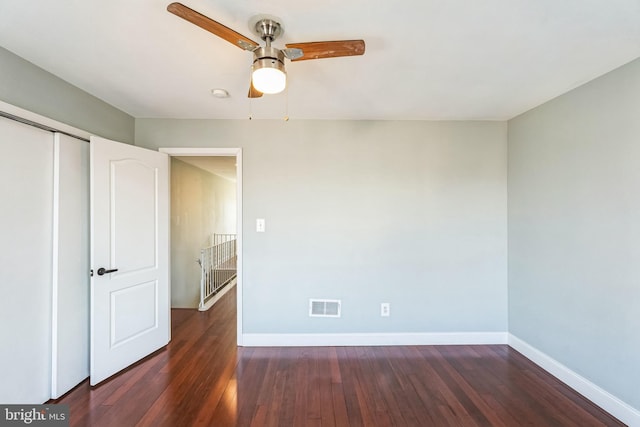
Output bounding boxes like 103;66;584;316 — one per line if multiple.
0;116;53;403
51;133;89;398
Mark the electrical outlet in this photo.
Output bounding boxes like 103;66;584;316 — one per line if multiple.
381;303;390;317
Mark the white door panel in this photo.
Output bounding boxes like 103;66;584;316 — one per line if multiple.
51;133;89;399
0;117;53;403
90;136;170;386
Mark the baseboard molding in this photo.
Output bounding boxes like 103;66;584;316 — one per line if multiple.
241;331;508;347
508;334;640;426
198;279;236;312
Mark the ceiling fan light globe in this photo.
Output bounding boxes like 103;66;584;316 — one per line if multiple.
252;67;286;94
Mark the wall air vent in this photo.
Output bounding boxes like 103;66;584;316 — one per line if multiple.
309;299;341;317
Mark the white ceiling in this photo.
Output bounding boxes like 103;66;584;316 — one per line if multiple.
1;0;639;121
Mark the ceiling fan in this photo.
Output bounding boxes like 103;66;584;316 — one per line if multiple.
167;2;365;98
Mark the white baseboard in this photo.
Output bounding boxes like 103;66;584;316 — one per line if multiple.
241;331;507;347
508;334;640;427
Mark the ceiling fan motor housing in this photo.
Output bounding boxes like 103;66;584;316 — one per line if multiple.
252;46;285;69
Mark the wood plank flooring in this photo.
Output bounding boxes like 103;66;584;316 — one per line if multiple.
55;287;624;426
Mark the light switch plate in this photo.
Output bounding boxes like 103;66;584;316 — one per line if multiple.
256;218;265;232
381;303;390;317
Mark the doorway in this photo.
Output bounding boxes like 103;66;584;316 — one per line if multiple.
160;147;243;346
170;156;237;311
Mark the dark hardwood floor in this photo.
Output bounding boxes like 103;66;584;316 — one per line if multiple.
55;287;624;426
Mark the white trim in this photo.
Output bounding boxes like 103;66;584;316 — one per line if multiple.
236;150;243;345
0;100;91;141
50;134;61;399
159;147;240;156
242;332;508;347
159;147;243;346
508;334;640;426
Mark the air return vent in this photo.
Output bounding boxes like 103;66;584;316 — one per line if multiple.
309;299;341;317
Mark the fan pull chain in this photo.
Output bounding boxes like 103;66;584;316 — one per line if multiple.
248;73;253;120
284;76;289;122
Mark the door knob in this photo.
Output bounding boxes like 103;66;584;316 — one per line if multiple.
97;267;118;276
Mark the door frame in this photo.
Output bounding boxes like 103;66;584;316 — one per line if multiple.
159;147;243;346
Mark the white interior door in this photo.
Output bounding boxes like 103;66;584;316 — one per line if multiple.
90;136;170;386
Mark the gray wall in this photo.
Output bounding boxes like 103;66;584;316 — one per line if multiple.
136;120;508;334
171;158;236;308
508;57;640;410
0;46;134;143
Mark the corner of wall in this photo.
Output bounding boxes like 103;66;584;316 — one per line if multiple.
508;334;640;426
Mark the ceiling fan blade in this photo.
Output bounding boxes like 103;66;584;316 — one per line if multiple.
167;2;259;51
248;83;263;98
285;40;365;61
